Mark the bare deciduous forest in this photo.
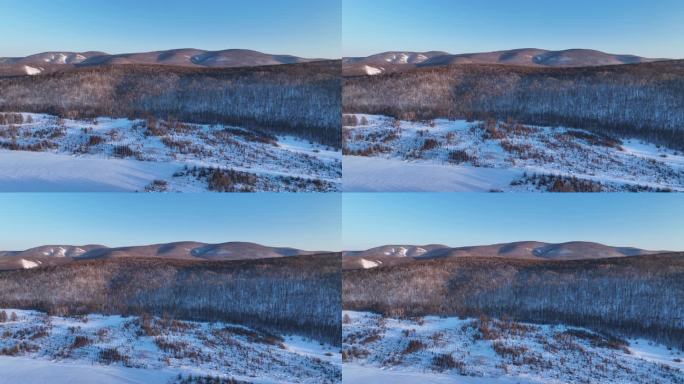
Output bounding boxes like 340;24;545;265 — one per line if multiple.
343;60;684;149
0;61;341;147
0;254;342;344
343;253;684;348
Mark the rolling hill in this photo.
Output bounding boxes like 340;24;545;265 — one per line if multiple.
0;48;318;77
343;48;666;76
343;241;662;269
0;241;326;270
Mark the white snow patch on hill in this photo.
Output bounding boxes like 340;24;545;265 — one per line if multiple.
363;65;384;75
360;259;380;269
384;247;408;257
22;65;42;75
42;247;67;257
19;259;40;269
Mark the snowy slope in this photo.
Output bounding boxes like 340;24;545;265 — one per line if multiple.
343;114;684;192
343;311;683;384
344;156;520;192
0;150;180;192
22;65;43;75
0;113;341;192
0;309;341;384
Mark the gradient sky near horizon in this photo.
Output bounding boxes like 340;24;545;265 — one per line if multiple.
0;194;341;251
343;194;684;251
0;0;341;58
343;0;684;58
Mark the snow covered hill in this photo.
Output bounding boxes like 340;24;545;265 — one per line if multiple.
343;311;684;384
0;241;326;271
342;49;666;76
0;49;317;69
0;309;341;384
343;114;684;192
0;113;340;192
341;241;662;270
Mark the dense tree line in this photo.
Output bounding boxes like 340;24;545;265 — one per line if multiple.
0;254;342;344
0;61;341;147
343;253;684;348
344;60;684;149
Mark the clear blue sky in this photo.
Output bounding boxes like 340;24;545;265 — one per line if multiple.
343;0;684;58
0;0;341;58
0;194;341;251
343;193;684;251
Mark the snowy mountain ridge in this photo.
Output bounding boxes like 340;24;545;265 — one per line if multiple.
343;48;667;75
0;49;318;69
0;241;329;270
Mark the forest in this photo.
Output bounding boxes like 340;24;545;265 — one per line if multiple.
343;253;684;348
343;60;684;149
0;254;342;344
0;61;341;147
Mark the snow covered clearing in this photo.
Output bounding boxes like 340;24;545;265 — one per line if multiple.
0;113;341;192
0;309;341;384
342;114;684;192
342;311;684;384
343;156;519;192
0;150;180;192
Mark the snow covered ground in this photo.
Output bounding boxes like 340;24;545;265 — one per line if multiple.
344;156;520;192
343;114;684;192
0;357;177;384
0;309;341;384
0;113;341;192
342;311;684;384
